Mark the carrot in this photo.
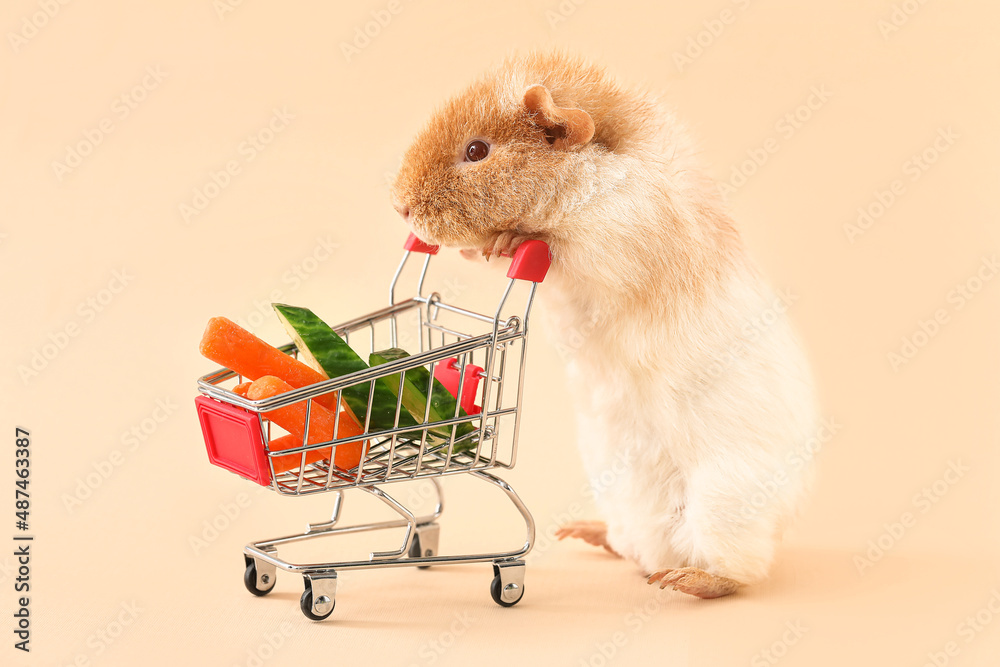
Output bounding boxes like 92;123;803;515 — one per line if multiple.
232;381;252;397
247;375;366;471
263;434;329;474
199;317;339;413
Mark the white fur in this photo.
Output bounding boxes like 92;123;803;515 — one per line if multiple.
542;148;818;584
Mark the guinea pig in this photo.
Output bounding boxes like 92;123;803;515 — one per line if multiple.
391;51;818;599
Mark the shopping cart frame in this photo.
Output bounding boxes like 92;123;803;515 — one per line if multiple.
195;235;551;620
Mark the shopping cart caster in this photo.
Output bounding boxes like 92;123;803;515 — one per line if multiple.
300;572;338;621
408;523;440;569
490;560;525;607
243;556;277;597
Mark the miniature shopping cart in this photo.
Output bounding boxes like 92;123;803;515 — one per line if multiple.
195;234;550;621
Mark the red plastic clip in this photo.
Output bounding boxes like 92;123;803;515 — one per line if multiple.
506;240;551;283
404;233;440;255
195;395;271;486
434;357;483;415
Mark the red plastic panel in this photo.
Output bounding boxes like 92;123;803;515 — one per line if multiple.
404;233;440;255
506;240;551;282
195;395;271;486
434;357;483;415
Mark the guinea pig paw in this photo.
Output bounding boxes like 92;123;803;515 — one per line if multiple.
483;230;528;260
554;520;610;548
647;567;740;599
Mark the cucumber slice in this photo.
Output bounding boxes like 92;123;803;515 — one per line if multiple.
369;348;477;448
272;304;418;434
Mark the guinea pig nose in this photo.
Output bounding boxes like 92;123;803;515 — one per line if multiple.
393;202;411;221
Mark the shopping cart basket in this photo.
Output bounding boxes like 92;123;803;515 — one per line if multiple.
195;234;550;620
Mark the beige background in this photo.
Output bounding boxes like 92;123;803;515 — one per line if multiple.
2;0;999;665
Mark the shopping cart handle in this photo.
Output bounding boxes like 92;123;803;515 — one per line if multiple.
404;233;439;255
507;240;551;283
404;233;550;283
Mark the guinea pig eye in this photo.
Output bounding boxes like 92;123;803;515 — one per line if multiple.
464;140;490;162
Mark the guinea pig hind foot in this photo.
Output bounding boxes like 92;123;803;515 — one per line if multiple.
555;520;621;557
647;567;741;599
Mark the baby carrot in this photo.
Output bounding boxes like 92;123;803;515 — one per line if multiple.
263;434;329;474
199;317;339;413
247;375;366;471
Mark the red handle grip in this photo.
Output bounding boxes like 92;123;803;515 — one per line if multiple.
403;234;550;283
404;233;439;255
507;240;551;283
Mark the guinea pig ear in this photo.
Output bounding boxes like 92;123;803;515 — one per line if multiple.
522;84;595;150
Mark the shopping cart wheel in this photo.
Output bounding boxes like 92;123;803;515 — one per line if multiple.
243;558;276;597
490;560;525;607
409;523;440;569
300;573;337;621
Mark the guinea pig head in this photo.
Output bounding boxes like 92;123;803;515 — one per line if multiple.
392;76;595;254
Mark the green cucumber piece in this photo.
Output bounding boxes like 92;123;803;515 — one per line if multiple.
272;303;418;434
369;348;477;447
